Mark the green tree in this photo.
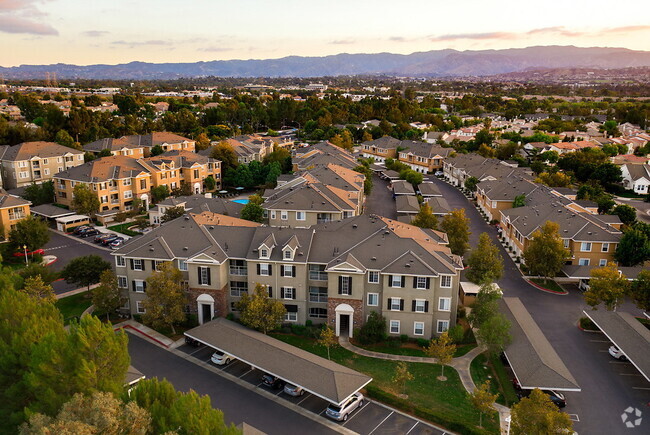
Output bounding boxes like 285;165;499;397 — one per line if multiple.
466;233;504;284
235;283;286;334
71;183;100;216
210;141;239;170
468;282;502;328
523;221;570;281
630;270;650;312
128;378;239;435
265;161;282;186
233;164;254;188
60;255;112;291
142;262;186;335
241;202;265;223
23;181;54;206
464;176;479;192
424;331;456;380
204;175;216;191
20;391;150;435
510;388;573;435
21;275;56;304
611;204;637;226
55;129;79;150
411;202;438;229
98;148;113;157
400;169;424;185
161;205;185;223
318;326;338;360
357;311;387;344
512;194;526;208
9;215;50;252
393;361;414;395
353;163;373;195
150;144;164;156
469;381;498;428
18;263;58;285
92;270;123;322
535;171;572;187
614;227;650;266
150;185;170;203
584;262;630;311
440;208;471;256
476;313;511;356
195;132;211;151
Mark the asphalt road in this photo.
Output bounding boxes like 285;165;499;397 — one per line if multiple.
127;334;338;435
43;230;115;294
615;197;650;224
428;176;650;435
365;175;397;219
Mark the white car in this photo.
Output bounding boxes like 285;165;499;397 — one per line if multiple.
210;350;234;365
608;345;627;361
283;383;305;397
434;170;444;177
325;392;364;421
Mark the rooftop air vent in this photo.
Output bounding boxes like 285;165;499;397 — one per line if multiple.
352;224;358;229
184;216;190;220
183;247;188;251
210;226;214;230
371;257;376;261
405;264;411;268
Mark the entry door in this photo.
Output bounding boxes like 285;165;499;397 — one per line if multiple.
201;303;212;323
339;314;350;336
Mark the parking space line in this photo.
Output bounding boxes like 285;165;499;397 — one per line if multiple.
238;369;252;378
608;360;630;364
341;403;367;426
589;339;610;343
568;414;580;422
367;411;394;435
318;408;328;416
296;393;311;405
276;390;284;396
256;382;265;387
189;347;205;356
405;421;419;434
620;373;642;376
632;387;650;390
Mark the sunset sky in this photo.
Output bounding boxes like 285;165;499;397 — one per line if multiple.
2;0;650;66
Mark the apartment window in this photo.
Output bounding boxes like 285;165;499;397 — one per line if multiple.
133;280;145;293
280;211;288;220
77;155;83;161
599;259;607;267
44;168;50;175
284;249;292;260
491;201;497;208
18;161;27;168
338;276;352;295
296;211;306;221
309;287;328;303
58;166;64;172
438;297;451;312
415;276;429;289
228;259;247;276
270;211;276;219
266;286;273;297
117;276;127;288
230;281;248;297
368;271;379;284
578;258;590;266
281;265;295;277
437;320;450;334
100;195;108;203
198;266;211;285
563;239;570;249
580;242;592;252
260;249;269;259
19;171;28;179
309;264;327;281
123;179;131;186
178;260;188;271
284;311;298;322
193;169;199;179
390;275;404;288
414;322;425;336
132;259;143;271
115;256;126;267
413;299;427;313
124;190;133;199
389;297;403;311
367;293;379;306
140;179;147;189
136;301;146;314
153;260;165;271
390;320;400;334
57;157;62;163
309;308;327;318
601;243;609;253
258;263;271;276
281;287;295;300
440;275;452;288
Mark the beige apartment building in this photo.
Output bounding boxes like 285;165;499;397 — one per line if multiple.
0;142;85;189
0;191;31;240
83;132;195;158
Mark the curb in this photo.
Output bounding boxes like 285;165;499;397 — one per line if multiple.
576;319;602;333
523;278;569;296
117;323;171;348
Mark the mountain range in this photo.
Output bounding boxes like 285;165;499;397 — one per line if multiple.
3;46;650;80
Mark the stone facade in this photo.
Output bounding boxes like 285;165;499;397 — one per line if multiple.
187;285;228;318
327;297;364;332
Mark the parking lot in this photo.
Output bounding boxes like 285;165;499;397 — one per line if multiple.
590;337;650;392
177;343;446;435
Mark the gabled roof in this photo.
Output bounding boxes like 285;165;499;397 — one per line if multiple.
54;155;149;182
0;191;31;209
0;142;83;161
624;164;650;182
396;195;420;213
418;182;442;197
392;180;416;195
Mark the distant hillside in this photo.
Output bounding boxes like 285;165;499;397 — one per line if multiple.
3;46;650;80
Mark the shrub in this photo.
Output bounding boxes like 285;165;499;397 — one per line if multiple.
225;313;235;321
291;324;307;335
448;324;465;344
357;311;387;344
400;334;409;343
416;338;429;348
305;320;313;327
457;306;467;319
579;317;599;331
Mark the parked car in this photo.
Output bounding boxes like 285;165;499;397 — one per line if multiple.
94;233;114;243
283;383;305;397
80;229;100;238
608;345;627;361
185;336;201;347
109;237;125;248
13;248;45;257
434;170;444;177
100;235;120;245
261;373;285;390
73;225;90;234
325;392;364;421
210;350;234;365
512;379;566;408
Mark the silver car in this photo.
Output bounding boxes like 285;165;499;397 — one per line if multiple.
283;383;305;397
325;392;364;421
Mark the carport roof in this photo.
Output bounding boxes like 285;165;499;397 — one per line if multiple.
501;297;580;391
582;309;650;382
30;203;75;218
185;318;372;404
562;265;645;280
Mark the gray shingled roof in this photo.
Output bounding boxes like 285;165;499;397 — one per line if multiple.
185;318;372;404
155;195;244;218
501;297;580;391
30;203;74;218
0;192;31;209
562;265;645;280
425;197;452;215
418;182;442;197
396;195;420;213
392;180;416;195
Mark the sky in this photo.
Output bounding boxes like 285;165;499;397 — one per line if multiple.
2;0;650;67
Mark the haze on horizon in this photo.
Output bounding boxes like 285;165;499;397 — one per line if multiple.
2;0;650;67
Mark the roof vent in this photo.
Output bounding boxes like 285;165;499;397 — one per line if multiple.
149;247;154;252
210;226;214;230
183;247;188;251
184;216;190;220
371;257;376;261
352;224;358;229
384;230;390;235
405;263;411;268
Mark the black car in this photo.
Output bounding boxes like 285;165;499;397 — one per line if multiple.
100;235;120;245
80;229;100;238
262;373;285;390
73;225;90;234
513;379;566;408
94;233;114;243
184;336;201;347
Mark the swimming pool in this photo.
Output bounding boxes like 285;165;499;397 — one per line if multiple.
232;199;249;204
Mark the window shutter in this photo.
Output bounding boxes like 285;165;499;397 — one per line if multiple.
151;260;156;270
387;297;392;309
280;287;285;299
206;268;211;285
257;264;261;275
401;276;406;288
426;278;430;289
130;259;134;270
399;299;404;311
425;301;429;313
291;267;296;278
413;277;417;288
412;300;416;312
269;265;273;276
292;288;296;300
141;260;146;271
268;286;273;297
197;267;202;284
338;276;343;294
347;277;352;295
388;275;393;286
132;280;136;291
143;281;147;292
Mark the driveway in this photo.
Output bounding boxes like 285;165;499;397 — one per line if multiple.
614;196;650;224
426;176;650;435
365;175;397;219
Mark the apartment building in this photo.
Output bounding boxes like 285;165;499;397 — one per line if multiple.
204;134;291;164
360;136;401;163
293;141;358;171
443;154;532;188
0;142;85;189
361;138;453;173
83;132;195;158
149;193;244;225
112;214;463;338
476;177;541;222
83;137;146;159
0;191;31;240
140;150;221;195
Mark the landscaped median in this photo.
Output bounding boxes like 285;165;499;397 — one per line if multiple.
55;291;92;325
271;333;500;435
525;277;568;295
470;352;519;407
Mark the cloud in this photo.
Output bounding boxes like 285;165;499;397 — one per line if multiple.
606;25;650;34
389;36;406;42
82;30;109;37
111;39;173;48
0;15;58;35
330;39;356;45
198;46;233;52
430;32;516;42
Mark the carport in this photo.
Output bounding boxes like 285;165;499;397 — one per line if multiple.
500;297;581;391
185;318;372;405
582;309;650;382
30;203;75;222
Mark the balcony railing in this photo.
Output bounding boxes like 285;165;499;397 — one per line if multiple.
309;271;328;281
309;294;328;303
229;267;248;276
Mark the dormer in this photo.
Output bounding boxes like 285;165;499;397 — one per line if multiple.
282;234;300;261
259;233;277;259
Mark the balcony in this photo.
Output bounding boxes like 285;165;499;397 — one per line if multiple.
309;271;328;281
229;267;248;276
110;199;120;204
8;211;26;220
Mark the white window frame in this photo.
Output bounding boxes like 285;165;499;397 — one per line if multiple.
136;301;146;314
412;299;424;313
280;211;288;220
390;298;401;311
260;248;269;259
117;276;127;288
368;271;379;284
281;265;294;277
285;311;298;322
437;320;449;334
389;320;400;334
259;263;271;276
390;275;402;288
133;259;143;271
282;287;295;300
440;275;452;288
563;239;570;249
367;293;379;306
270;211;276;219
578;258;590;266
296;211;306;221
199;266;210;286
416;276;427;289
115;256;126;267
134;280;145;293
178;259;188;271
414;322;425;336
599;259;607;267
438;297;451;312
123;190;133;199
284;249;292;260
601;243;609;253
580;242;592;252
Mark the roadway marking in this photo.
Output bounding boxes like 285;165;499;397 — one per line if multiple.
238;369;252;378
405;421;419;434
256;382;265;387
608;361;630;364
276;389;284;396
341;403;367;426
620;373;642;376
632;387;650;390
297;393;311;405
188;347;205;356
589;340;610;343
318;408;328;416
569;414;580;422
367;411;393;434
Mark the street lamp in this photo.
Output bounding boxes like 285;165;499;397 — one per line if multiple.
23;244;28;265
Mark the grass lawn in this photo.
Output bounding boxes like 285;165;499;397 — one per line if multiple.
470;352;519;407
272;333;499;434
108;223;140;237
55;292;92;325
354;341;476;358
530;278;565;293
